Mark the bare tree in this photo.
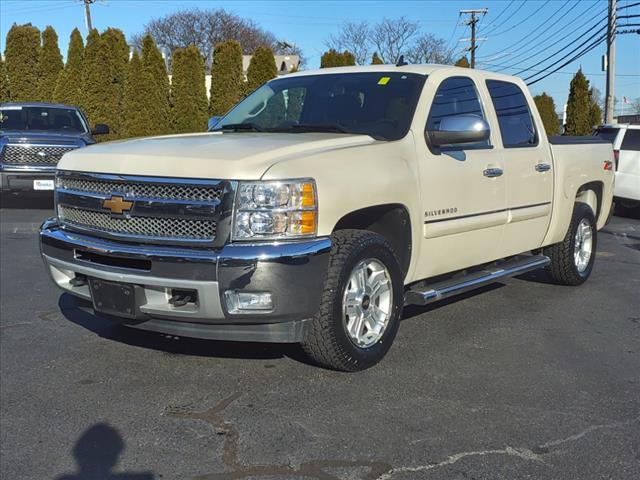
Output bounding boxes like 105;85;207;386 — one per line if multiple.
326;21;371;66
130;8;279;67
325;17;452;66
630;97;640;115
406;33;453;65
371;17;419;64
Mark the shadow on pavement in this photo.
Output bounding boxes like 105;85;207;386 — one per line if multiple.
58;293;309;363
55;423;154;480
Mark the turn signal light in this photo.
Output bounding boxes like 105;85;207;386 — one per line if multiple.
603;160;613;171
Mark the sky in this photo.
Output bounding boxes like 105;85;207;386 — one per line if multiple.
1;0;639;114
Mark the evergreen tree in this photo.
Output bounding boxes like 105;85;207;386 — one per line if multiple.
171;45;208;133
36;26;63;102
209;40;243;116
246;45;277;93
82;29;123;140
122;51;157;138
54;28;84;106
320;49;356;68
565;69;591;136
371;52;384;65
0;57;10;102
533;92;559;136
141;34;170;135
4;24;41;101
100;28;129;139
454;56;470;68
589;88;602;128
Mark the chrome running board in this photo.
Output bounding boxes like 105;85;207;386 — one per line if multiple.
404;255;550;306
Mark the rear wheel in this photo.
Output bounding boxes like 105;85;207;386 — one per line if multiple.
546;203;597;286
301;230;404;371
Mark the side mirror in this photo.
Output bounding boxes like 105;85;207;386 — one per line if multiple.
208;116;222;130
92;124;110;135
427;114;490;148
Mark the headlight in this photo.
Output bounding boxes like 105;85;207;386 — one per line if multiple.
233;180;317;240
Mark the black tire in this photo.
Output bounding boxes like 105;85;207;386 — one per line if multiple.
301;230;404;371
546;203;597;286
614;199;640;219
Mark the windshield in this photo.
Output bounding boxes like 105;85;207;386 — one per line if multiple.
0;106;88;133
214;72;426;141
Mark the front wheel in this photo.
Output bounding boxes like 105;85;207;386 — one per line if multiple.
301;230;404;371
546;203;597;286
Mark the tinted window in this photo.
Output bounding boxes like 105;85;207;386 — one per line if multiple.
486;80;537;147
621;129;640;151
595;127;620;143
216;72;426;141
426;76;488;148
0;106;87;133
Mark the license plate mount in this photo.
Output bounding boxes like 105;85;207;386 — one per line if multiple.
33;179;54;190
89;278;139;319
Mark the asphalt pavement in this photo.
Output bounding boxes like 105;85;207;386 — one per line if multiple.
1;195;639;480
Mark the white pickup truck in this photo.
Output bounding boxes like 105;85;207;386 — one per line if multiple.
40;65;614;371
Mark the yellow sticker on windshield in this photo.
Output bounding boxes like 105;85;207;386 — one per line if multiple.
378;76;391;85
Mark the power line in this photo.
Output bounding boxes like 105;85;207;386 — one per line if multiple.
495;14;607;76
477;0;576;60
489;0;553;37
484;3;606;70
480;0;528;37
525;33;607;85
514;25;607;79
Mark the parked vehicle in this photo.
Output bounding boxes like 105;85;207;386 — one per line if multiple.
595;124;640;216
40;65;614;371
0;103;108;194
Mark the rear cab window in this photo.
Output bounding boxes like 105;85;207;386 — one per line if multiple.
620;129;640;151
486;80;538;148
594;127;621;144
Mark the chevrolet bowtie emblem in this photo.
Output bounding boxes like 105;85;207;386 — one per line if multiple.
102;195;133;215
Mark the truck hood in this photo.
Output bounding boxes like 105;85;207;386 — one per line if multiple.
0;131;90;146
58;131;376;179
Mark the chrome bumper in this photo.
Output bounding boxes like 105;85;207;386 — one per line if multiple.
39;218;331;342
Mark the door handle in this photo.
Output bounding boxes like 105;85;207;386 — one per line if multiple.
535;163;551;172
483;167;504;178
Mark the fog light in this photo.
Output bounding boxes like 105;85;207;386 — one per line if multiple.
224;290;273;314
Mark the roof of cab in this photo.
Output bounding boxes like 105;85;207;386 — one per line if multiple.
280;63;523;82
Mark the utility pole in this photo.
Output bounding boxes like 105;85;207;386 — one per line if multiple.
83;0;96;32
605;0;616;123
459;9;488;68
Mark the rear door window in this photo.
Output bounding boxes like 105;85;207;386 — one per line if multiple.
486;80;538;148
620;129;640;151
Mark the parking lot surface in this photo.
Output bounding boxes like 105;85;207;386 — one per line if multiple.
1;196;639;480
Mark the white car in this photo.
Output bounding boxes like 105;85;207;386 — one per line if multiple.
596;124;640;216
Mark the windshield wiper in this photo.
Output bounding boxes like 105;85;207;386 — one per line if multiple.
285;123;350;134
219;123;264;132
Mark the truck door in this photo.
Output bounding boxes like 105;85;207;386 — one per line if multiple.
484;80;553;255
414;75;507;280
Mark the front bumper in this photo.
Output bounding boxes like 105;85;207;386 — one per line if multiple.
40;218;331;342
1;167;55;192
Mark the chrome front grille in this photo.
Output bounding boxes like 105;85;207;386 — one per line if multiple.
58;177;223;202
56;171;233;246
1;144;77;165
58;206;216;240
